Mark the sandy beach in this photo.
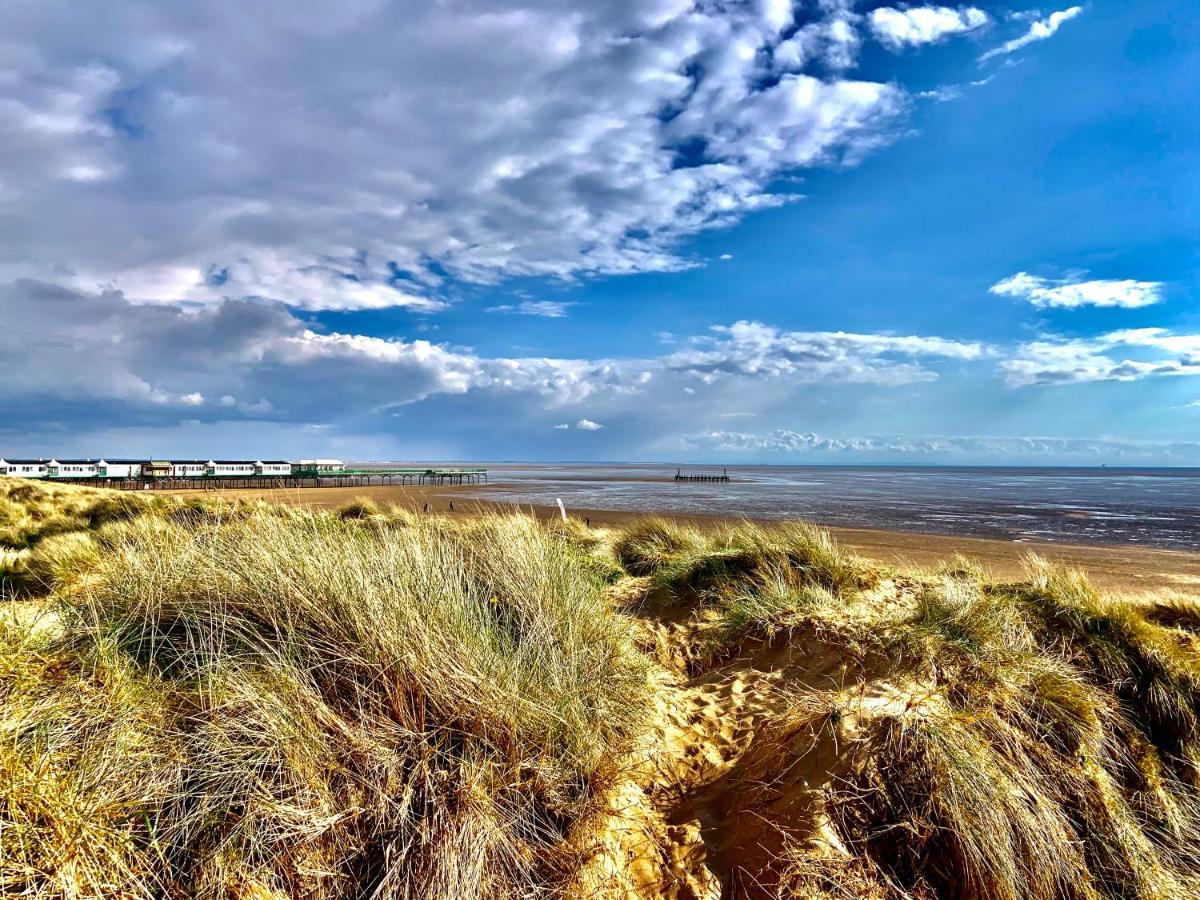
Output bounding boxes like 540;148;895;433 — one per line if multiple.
168;482;1200;594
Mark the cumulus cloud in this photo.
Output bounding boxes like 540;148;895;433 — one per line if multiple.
1002;328;1200;386
684;429;1200;462
869;6;990;51
990;272;1164;309
7;277;1187;456
980;6;1083;62
0;279;638;428
0;282;991;433
0;0;913;310
486;300;573;318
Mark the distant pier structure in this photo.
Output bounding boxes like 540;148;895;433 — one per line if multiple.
674;467;730;483
0;457;487;490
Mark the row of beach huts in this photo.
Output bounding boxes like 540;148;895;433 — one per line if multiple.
0;458;346;480
0;458;489;488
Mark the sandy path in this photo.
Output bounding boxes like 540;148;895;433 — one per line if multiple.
583;578;902;898
581;573;954;898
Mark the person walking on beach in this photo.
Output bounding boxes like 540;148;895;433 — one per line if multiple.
449;500;455;512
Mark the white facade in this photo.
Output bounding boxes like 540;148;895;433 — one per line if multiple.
0;459;47;478
96;460;142;479
297;458;345;471
1;456;303;479
47;460;98;479
210;461;253;476
169;462;209;478
0;459;144;479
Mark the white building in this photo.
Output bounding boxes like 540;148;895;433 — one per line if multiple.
209;460;256;476
1;456;303;480
168;461;210;478
96;459;143;479
46;459;99;479
296;458;346;471
0;459;48;478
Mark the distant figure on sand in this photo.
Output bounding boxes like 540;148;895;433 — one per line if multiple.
585;517;590;528
422;501;429;513
449;500;455;512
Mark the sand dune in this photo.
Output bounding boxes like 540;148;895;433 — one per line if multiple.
169;483;1200;594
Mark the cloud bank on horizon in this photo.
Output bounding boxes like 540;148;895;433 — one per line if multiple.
0;0;1196;464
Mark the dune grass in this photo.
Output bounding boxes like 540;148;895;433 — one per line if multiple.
1;489;650;899
604;518;1200;898
0;479;154;550
2;485;1197;898
614;518;871;607
769;564;1200;899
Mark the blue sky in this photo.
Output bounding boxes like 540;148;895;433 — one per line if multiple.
1;1;1197;464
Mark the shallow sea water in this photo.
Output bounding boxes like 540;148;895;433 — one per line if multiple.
437;464;1200;551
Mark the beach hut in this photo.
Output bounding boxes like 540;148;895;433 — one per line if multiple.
256;460;292;476
95;459;143;479
0;459;49;478
296;458;345;472
50;459;100;478
212;460;256;477
168;460;208;478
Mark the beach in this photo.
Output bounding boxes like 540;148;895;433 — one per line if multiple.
168;480;1200;593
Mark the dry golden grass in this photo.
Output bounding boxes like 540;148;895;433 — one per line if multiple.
1;481;650;898
602;518;1200;899
1;482;1197;899
0;478;155;550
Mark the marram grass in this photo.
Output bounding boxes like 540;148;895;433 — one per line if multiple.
2;490;649;899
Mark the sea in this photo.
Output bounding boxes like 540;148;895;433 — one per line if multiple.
424;463;1200;551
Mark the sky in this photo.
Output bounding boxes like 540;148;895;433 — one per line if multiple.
1;0;1197;465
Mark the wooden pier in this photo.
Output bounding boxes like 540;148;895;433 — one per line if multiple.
673;468;730;483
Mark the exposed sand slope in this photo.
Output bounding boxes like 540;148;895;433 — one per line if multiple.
579;577;928;898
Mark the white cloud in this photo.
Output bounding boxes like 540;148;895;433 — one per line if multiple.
916;74;994;103
1002;328;1200;386
553;423;571;429
0;0;910;310
990;272;1164;309
667;320;986;385
486;300;573;318
917;85;964;102
869;6;990;51
980;6;1083;62
719;253;733;261
1;282;994;433
11;279;1190;454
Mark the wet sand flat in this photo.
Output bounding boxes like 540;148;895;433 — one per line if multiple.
165;482;1200;594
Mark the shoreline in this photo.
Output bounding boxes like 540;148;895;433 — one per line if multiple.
166;482;1200;594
